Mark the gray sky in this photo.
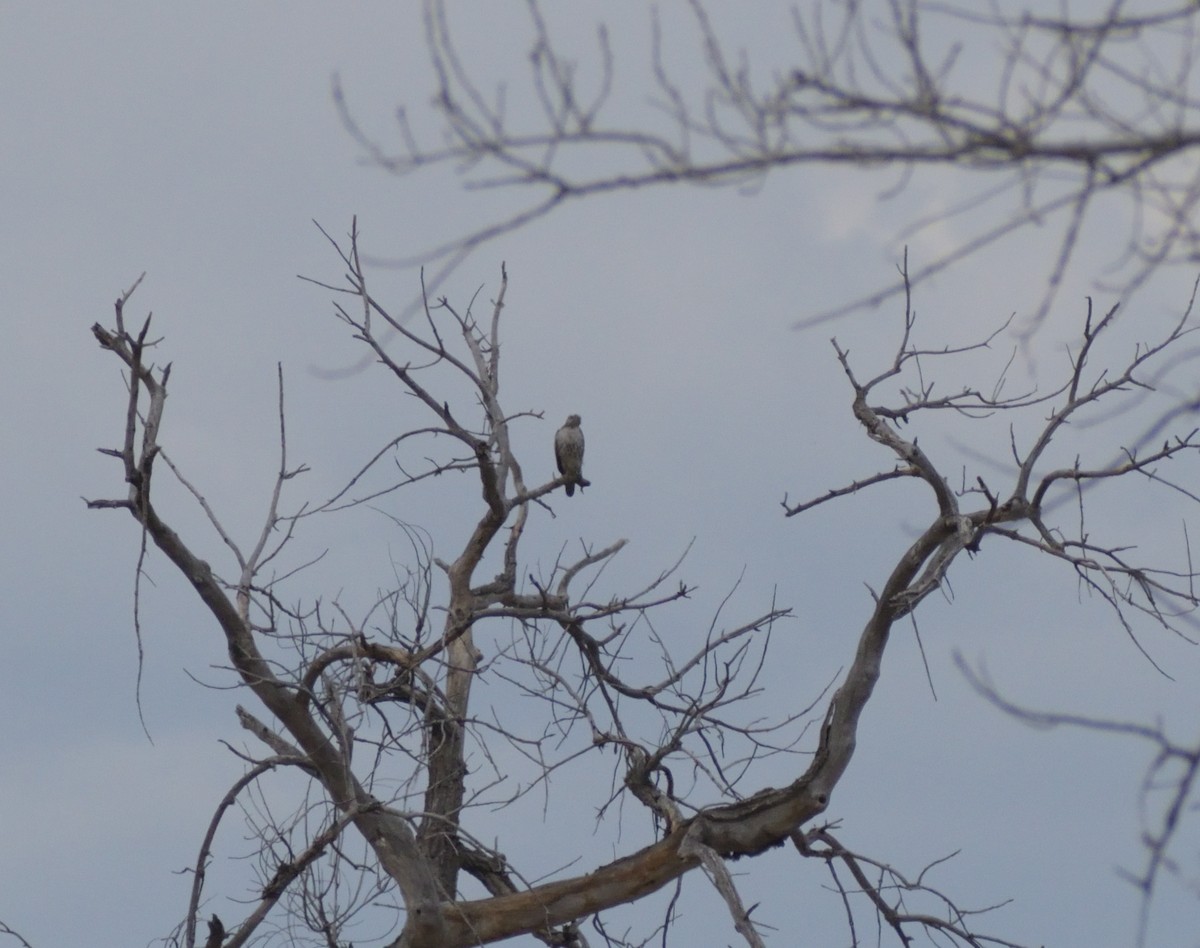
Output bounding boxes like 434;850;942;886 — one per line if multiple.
2;3;1199;946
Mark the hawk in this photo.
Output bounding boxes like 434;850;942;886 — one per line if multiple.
554;414;591;496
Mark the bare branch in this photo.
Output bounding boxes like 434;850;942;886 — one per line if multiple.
958;654;1200;948
339;2;1200;323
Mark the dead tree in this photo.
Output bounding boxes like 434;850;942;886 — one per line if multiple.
87;233;1200;947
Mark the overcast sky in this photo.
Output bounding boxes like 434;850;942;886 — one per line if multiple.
3;4;1199;947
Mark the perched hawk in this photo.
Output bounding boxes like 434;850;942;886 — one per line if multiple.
554;414;591;496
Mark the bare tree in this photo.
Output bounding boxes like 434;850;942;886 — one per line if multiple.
81;224;1200;946
337;1;1200;328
